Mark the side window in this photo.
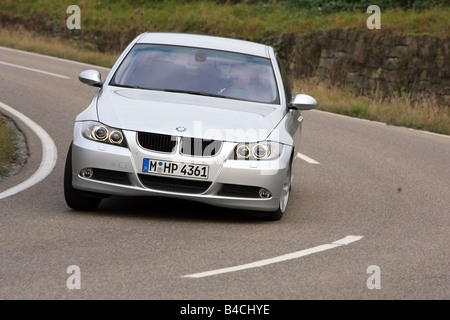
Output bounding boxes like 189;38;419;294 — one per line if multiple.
276;54;293;104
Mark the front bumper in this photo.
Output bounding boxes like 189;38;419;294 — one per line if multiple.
71;122;292;212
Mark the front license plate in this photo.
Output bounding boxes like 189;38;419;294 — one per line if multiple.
142;159;209;179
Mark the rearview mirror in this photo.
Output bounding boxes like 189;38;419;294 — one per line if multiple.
290;94;317;110
79;70;103;87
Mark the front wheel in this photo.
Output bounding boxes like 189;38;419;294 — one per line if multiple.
262;161;292;221
64;143;102;211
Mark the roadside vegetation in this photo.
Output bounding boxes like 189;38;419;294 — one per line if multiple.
0;117;17;177
0;0;448;176
293;79;450;135
1;0;448;39
0;26;119;67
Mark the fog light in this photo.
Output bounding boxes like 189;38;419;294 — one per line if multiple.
80;168;94;178
258;188;271;198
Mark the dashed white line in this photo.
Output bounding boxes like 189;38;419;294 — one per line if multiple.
297;152;320;164
0;101;57;200
182;235;363;278
0;61;70;79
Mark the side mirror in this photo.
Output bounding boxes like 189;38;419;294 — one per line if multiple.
290;94;317;110
79;70;103;87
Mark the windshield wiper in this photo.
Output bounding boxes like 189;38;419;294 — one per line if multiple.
110;83;146;89
163;89;228;99
111;86;229;99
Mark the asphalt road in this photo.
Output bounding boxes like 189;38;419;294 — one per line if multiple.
0;46;449;301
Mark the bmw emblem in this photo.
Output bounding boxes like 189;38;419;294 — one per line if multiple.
176;126;186;132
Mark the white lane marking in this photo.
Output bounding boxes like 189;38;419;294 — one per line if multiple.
297;152;320;164
311;109;450;139
182;235;363;278
0;101;58;200
0;46;111;71
0;61;70;79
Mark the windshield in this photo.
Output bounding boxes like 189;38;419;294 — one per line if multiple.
110;44;280;104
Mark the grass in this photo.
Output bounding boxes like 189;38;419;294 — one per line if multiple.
0;26;119;68
1;0;449;39
0;117;17;177
292;78;450;135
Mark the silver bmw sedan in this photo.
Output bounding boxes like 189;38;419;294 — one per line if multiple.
64;32;316;220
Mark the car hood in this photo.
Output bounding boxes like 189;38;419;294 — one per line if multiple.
96;86;285;142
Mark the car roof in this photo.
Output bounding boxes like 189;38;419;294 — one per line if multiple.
137;32;271;58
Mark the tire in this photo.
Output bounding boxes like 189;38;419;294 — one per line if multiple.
64;142;102;211
261;159;292;221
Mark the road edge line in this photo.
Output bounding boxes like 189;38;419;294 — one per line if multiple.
0;101;57;200
311;109;449;139
0;46;111;71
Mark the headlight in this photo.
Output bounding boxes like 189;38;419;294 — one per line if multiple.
81;121;127;147
233;141;282;160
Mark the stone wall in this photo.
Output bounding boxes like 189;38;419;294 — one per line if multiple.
274;29;449;106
